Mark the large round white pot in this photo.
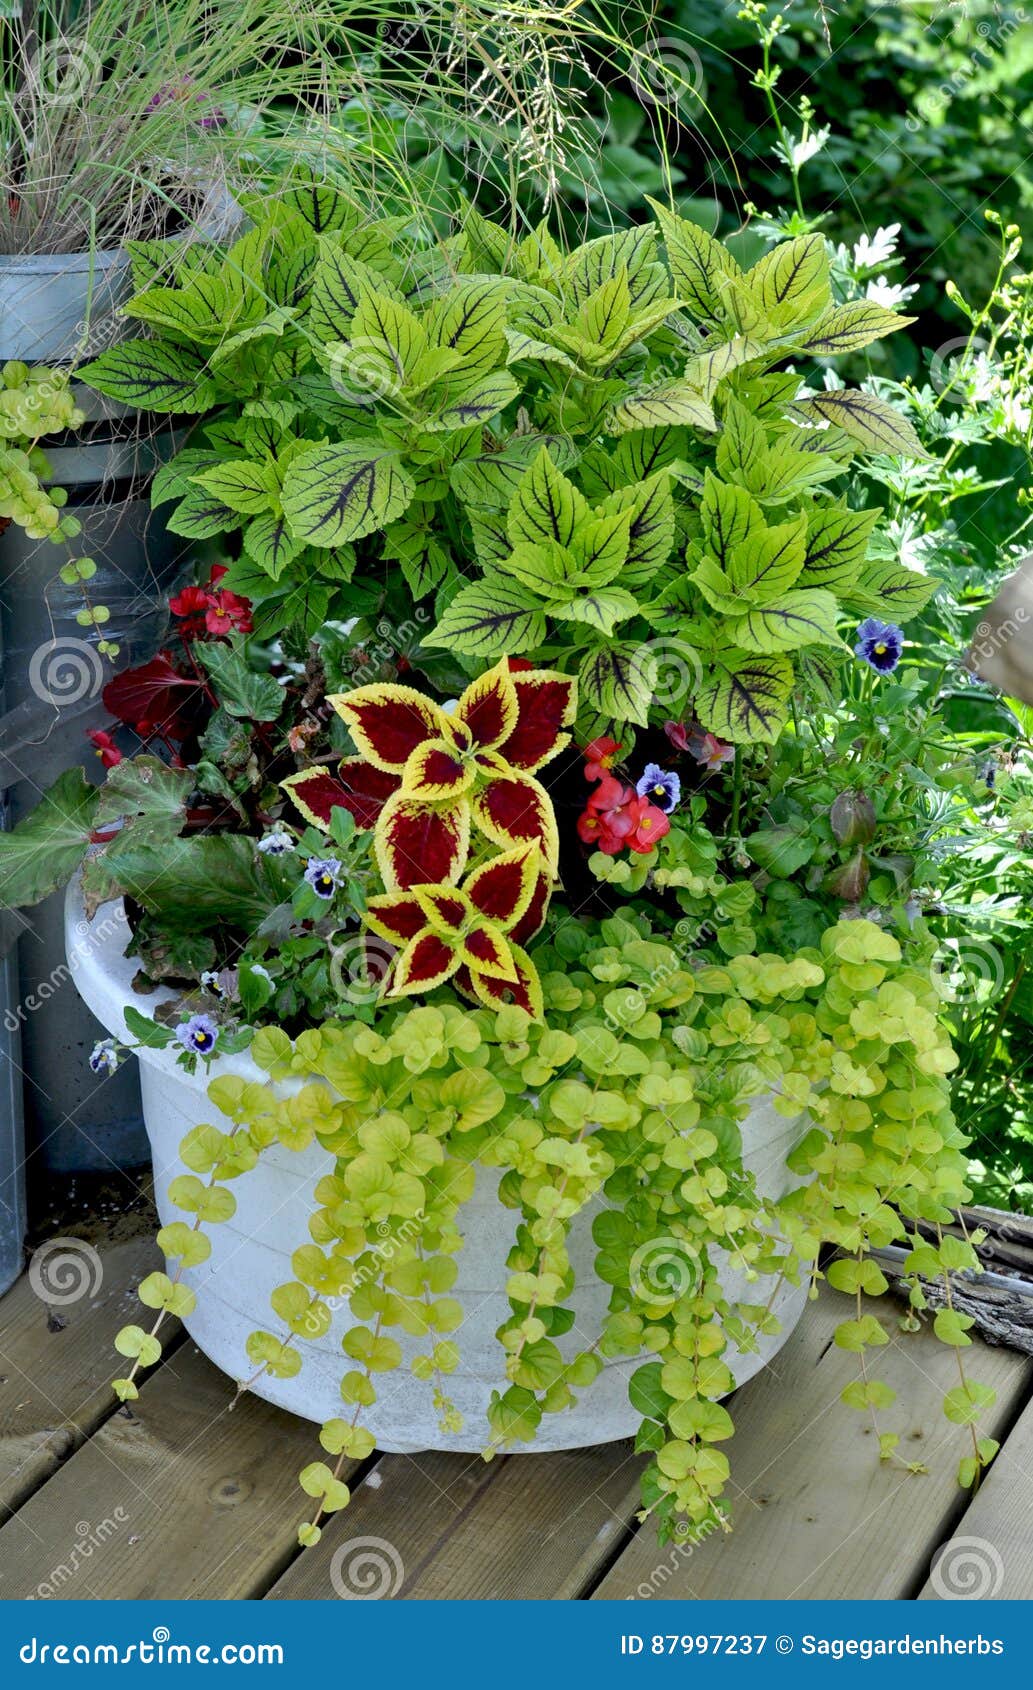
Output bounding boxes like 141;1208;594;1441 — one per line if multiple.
67;884;811;1453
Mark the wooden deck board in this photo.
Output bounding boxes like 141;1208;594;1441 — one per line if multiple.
917;1392;1033;1600
592;1295;1032;1602
0;1237;167;1521
1;1264;1030;1601
271;1440;641;1601
0;1341;359;1600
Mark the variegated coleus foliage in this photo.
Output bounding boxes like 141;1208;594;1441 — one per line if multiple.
282;657;575;1015
81;173;934;745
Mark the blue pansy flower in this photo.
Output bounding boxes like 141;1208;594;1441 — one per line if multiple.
304;857;342;899
89;1038;120;1076
854;618;904;674
257;829;295;855
635;763;681;813
176;1013;218;1056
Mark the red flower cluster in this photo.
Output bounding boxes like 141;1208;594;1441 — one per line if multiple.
577;738;671;857
170;564;252;639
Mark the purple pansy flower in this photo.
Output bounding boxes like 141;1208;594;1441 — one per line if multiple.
176;1013;218;1056
854;618;904;674
635;763;681;813
257;829;295;856
304;857;342;899
89;1038;120;1076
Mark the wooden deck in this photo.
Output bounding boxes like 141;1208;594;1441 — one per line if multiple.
2;1232;1032;1601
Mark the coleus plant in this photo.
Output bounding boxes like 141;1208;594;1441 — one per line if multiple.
80;178;937;746
280;657;575;1015
281;657;575;892
363;841;548;1017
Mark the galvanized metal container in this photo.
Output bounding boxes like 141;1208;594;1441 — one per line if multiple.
0;493;186;1174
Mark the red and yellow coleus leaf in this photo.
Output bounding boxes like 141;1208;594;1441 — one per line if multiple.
452;664;520;752
330;683;441;772
393;929;459;995
400;737;476;803
281;759;400;830
308;658;574;887
375;791;470;890
503;669;577;771
362;845;545;1013
464;842;540;930
460;941;544;1019
471;762;559;869
461;922;518;982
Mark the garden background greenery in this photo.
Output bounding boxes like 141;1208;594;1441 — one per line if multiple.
318;0;1033;1210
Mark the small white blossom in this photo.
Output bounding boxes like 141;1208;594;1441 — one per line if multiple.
257;830;295;856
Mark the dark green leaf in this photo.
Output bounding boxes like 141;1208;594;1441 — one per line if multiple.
0;770;97;908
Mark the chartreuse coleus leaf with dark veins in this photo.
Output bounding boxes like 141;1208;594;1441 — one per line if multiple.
281;658;575;899
363;843;548;1019
277;268;518;548
504;245;684;380
428;447;676;723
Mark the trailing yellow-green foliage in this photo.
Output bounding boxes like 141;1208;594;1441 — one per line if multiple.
114;909;994;1546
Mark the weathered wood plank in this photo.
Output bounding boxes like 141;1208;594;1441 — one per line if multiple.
0;1342;357;1600
917;1389;1033;1600
0;1238;167;1519
266;1449;499;1599
399;1441;640;1599
592;1289;1032;1601
269;1440;641;1601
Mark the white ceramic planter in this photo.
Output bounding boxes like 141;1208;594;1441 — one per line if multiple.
67;883;811;1453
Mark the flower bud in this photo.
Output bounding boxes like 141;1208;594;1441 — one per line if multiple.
825;847;870;902
829;789;876;845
